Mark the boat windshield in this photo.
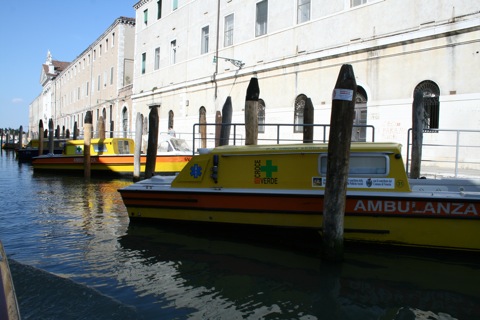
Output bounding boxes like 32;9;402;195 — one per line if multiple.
170;138;191;152
319;154;389;176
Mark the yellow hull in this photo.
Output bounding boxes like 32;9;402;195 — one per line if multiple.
126;205;480;251
127;206;323;228
344;216;480;251
33;156;190;175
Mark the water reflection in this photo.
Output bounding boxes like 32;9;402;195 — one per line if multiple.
119;223;480;319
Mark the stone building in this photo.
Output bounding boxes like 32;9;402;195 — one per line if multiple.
131;0;480;172
29;1;480;173
29;17;136;139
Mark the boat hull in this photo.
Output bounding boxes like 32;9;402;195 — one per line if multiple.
120;188;480;251
33;154;192;175
16;148;63;162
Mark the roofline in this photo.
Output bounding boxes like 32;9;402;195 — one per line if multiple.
71;16;135;66
134;0;151;10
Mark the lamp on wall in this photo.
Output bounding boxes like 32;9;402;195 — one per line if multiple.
213;56;245;69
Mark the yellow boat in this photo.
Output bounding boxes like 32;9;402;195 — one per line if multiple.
32;135;192;176
119;142;480;252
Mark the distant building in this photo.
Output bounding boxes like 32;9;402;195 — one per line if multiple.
30;51;69;136
30;17;135;139
131;0;480;171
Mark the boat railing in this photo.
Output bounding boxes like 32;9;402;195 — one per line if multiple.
191;123;375;153
406;128;480;178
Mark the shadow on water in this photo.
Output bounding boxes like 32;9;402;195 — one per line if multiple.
119;222;480;319
9;259;142;320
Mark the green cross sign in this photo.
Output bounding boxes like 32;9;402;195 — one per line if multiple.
261;160;278;178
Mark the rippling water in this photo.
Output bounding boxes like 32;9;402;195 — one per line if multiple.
1;149;480;319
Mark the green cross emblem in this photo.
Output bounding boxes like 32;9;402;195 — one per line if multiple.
261;160;278;178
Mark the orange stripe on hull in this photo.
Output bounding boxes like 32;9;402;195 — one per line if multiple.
121;191;480;218
121;191;315;213
33;155;191;173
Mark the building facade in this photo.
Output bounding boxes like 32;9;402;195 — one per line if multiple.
29;1;480;172
131;0;480;171
30;17;136;139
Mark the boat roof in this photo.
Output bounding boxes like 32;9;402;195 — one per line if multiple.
209;142;403;154
65;138;133;145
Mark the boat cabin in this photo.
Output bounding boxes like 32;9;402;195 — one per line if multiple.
26;139;68;149
171;142;411;192
63;138;135;156
157;135;192;154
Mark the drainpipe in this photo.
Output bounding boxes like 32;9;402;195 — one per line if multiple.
214;0;220;99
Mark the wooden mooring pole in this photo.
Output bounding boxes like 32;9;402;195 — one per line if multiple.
38;120;44;156
145;104;160;179
73;122;78;140
410;90;424;179
303;97;314;143
48;118;54;154
219;96;233;146
133;112;144;182
215;111;222;147
245;77;260;145
322;64;357;262
98;116;105;140
18;126;23;149
84;111;93;179
199;110;207;149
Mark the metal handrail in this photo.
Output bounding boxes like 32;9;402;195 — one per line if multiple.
406;128;480;177
192;123;375;153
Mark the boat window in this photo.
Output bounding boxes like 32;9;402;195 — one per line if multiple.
319;154;389;176
94;143;108;153
158;141;172;152
54;140;67;148
170;138;191;152
118;140;130;154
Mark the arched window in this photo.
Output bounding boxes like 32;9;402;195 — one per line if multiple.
352;86;368;142
294;94;307;133
414;81;440;130
356;86;367;104
258;99;265;133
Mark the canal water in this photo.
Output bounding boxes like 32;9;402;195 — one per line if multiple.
1;150;479;319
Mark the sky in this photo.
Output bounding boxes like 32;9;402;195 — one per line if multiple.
0;1;136;130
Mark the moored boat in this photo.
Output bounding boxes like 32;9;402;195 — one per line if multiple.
16;139;67;161
32;135;192;176
118;142;480;252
